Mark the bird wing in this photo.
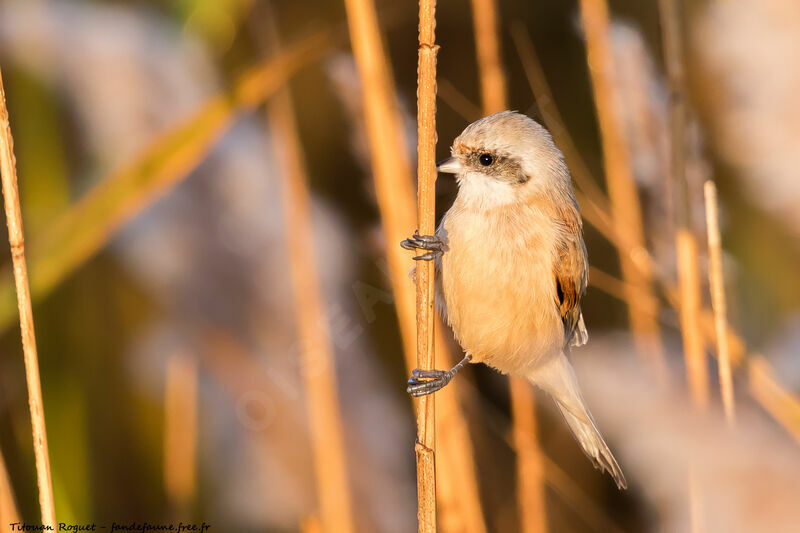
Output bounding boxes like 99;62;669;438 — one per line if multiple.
554;208;589;348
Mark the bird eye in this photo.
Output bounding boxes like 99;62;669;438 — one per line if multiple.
478;153;494;166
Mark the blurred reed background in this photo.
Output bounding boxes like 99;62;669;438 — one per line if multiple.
0;0;800;532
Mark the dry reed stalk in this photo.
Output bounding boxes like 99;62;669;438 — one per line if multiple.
670;279;800;447
655;2;709;517
163;351;198;515
416;1;439;530
700;313;743;369
662;284;746;368
470;7;547;531
676;231;709;408
671;278;800;441
0;68;56;528
699;311;745;368
469;0;507;113
592;264;749;391
434;337;487;533
509;379;548;533
578;0;667;381
594;264;744;377
259;11;356;532
344;1;488;532
267;74;356;533
343;0;418;360
748;356;800;444
0;30;333;332
0;447;20;526
585;155;795;461
657;0;709;409
703;181;735;424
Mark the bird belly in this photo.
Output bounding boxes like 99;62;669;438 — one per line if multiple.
439;211;564;375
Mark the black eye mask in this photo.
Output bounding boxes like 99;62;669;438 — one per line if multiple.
465;150;531;185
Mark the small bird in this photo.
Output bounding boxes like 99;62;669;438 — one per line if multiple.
402;111;626;489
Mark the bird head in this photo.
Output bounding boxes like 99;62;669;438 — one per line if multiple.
438;111;570;209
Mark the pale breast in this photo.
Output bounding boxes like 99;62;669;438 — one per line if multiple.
439;204;565;375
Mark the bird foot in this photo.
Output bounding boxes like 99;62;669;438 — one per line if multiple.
401;231;444;261
407;368;453;397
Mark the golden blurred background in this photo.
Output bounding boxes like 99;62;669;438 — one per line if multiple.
0;0;799;532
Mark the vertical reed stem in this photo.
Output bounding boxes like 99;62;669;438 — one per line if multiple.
704;181;735;424
163;351;198;516
267;54;356;533
470;8;547;532
0;68;56;528
344;1;487;531
469;0;507;114
343;0;419;362
434;351;487;533
658;0;710;408
416;1;439;531
676;233;708;407
658;4;708;531
578;0;667;381
509;379;548;533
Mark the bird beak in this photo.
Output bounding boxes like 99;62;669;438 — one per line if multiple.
436;157;462;174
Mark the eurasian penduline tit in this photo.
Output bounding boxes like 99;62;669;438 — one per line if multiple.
402;110;626;489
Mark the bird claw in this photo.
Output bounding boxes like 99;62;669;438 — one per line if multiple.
407;368;452;396
401;231;445;261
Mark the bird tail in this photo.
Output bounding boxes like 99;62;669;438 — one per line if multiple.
528;351;627;489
